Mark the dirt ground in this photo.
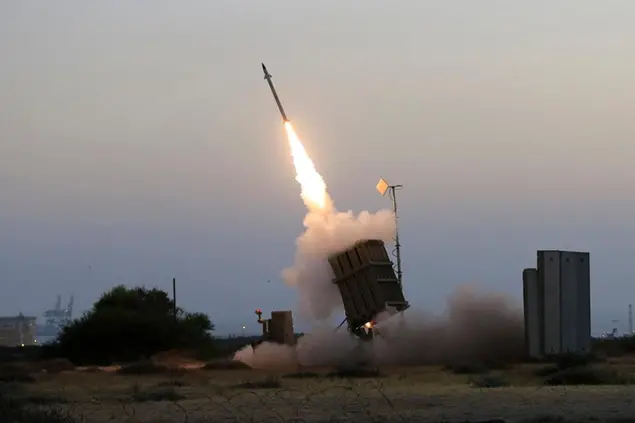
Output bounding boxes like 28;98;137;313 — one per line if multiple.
6;360;635;423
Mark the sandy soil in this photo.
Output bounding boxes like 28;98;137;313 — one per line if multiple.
11;363;635;423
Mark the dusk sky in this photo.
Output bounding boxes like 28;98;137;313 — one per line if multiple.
1;1;634;336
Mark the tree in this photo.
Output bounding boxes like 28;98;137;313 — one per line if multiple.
55;285;215;365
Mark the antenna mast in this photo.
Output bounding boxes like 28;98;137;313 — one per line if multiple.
376;178;403;287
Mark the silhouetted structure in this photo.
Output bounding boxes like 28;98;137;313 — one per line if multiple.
39;295;73;336
523;250;591;358
0;314;37;347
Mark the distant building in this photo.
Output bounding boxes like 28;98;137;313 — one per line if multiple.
0;314;37;347
523;250;591;358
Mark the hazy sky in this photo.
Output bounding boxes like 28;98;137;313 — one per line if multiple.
1;1;634;335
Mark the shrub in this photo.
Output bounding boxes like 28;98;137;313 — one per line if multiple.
553;353;593;369
0;363;36;383
56;286;216;365
470;374;510;388
593;335;635;357
0;389;75;423
534;365;560;377
544;367;633;386
535;353;597;378
444;362;489;375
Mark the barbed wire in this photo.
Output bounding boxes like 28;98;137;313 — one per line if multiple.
3;380;632;423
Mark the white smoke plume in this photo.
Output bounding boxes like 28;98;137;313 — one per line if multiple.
233;326;359;370
234;285;524;369
235;159;523;369
370;286;525;365
281;208;396;321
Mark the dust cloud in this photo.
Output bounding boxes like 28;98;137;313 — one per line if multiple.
234;285;524;369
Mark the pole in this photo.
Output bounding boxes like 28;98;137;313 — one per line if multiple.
629;304;633;335
172;278;177;324
389;185;403;288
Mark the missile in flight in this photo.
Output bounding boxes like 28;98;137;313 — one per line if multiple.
261;63;289;122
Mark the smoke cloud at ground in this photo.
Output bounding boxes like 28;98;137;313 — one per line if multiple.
235;286;524;369
371;286;525;365
236;191;524;368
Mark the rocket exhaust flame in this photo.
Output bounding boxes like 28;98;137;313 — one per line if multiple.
284;122;330;211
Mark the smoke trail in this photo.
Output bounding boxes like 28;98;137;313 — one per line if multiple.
281;208;396;322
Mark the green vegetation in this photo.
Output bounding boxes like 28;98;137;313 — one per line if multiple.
593;335;635;357
53;285;216;365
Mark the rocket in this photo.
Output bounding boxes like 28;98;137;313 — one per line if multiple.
261;63;289;122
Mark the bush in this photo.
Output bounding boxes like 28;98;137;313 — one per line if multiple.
553;353;593;369
444;362;489;374
470;374;510;388
544;367;634;386
55;286;216;365
0;389;75;423
534;353;597;378
0;363;36;383
593;335;635;357
534;365;560;377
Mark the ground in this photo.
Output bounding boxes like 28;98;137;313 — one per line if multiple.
3;357;635;423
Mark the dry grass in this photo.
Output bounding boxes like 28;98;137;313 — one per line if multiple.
3;359;635;422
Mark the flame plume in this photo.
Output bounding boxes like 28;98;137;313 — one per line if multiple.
284;121;331;212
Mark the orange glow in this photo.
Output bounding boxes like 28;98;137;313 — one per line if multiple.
284;121;329;211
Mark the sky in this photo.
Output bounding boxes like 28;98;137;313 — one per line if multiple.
1;1;634;336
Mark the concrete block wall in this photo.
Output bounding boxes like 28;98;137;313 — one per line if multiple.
522;268;542;359
523;251;591;357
